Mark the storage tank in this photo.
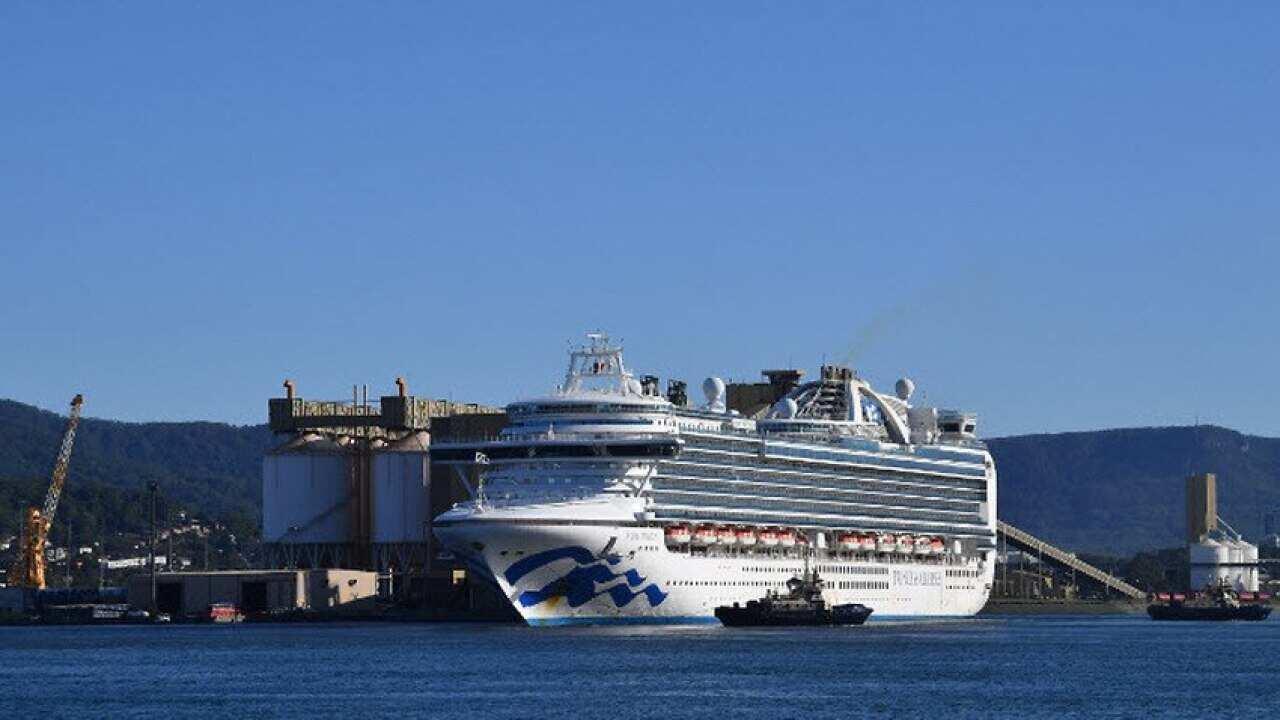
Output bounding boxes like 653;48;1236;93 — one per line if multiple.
1226;540;1244;565
1214;541;1234;587
1189;539;1224;590
1242;542;1260;592
262;434;351;544
1226;541;1244;589
370;431;430;544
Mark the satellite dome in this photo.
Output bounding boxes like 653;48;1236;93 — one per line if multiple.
702;377;727;412
625;377;643;395
703;376;726;402
895;378;915;401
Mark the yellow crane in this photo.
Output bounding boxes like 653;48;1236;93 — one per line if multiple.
9;394;84;589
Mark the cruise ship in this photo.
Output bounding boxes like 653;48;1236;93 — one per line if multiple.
433;334;996;625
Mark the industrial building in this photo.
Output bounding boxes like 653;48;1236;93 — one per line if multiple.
127;569;377;617
1185;473;1260;592
260;378;506;600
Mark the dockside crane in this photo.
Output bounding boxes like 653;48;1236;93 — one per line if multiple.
8;394;84;589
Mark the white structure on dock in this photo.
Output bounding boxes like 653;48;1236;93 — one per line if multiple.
1186;473;1259;592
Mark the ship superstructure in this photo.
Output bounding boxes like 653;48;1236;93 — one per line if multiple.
433;334;996;625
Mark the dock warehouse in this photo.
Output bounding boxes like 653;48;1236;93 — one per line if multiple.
126;569;376;617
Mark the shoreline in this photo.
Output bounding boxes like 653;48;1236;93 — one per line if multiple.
980;598;1146;615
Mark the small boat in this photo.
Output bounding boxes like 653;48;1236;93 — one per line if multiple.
778;529;797;548
929;536;946;555
837;532;859;551
207;603;245;624
875;533;895;553
736;528;757;546
858;534;877;552
759;528;779;547
895;534;915;554
717;526;737;546
715;567;873;627
913;536;932;555
1148;584;1272;621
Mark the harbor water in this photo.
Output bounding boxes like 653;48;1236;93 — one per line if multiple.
2;616;1276;718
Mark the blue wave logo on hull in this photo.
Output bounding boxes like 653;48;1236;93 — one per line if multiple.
504;546;668;610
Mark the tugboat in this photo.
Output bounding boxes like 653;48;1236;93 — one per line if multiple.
1148;582;1272;622
715;565;873;627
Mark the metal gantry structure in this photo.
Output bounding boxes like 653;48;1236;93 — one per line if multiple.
8;394;84;589
997;520;1146;600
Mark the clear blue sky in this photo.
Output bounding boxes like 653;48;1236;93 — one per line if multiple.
2;3;1277;437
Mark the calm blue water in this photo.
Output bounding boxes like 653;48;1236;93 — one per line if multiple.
2;616;1277;719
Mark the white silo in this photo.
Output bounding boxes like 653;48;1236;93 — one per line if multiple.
1213;541;1233;587
1227;541;1247;589
370;431;431;546
1189;539;1224;590
1241;542;1260;592
262;434;351;545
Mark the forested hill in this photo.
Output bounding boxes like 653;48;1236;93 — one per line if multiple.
0;399;272;539
989;425;1280;554
3;398;1278;555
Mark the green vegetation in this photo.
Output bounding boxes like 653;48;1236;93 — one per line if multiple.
0;399;272;541
1076;547;1190;593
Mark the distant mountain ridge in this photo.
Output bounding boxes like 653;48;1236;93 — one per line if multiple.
989;425;1280;554
2;399;1277;554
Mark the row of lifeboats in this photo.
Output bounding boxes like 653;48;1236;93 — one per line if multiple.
664;525;801;548
663;524;949;555
836;532;947;556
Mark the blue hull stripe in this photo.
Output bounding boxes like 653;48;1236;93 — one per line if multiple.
524;614;975;626
526;615;721;627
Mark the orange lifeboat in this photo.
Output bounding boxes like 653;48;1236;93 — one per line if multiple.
778;529;797;548
858;534;877;552
736;527;757;546
717;526;737;546
759;528;779;547
838;532;859;551
895;534;915;554
664;525;691;545
929;536;946;555
875;533;895;552
692;526;717;546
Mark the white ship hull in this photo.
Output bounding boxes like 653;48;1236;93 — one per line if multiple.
438;518;992;625
432;334;997;626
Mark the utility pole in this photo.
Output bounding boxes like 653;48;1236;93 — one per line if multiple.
148;480;158;616
1000;530;1007;596
64;521;73;588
